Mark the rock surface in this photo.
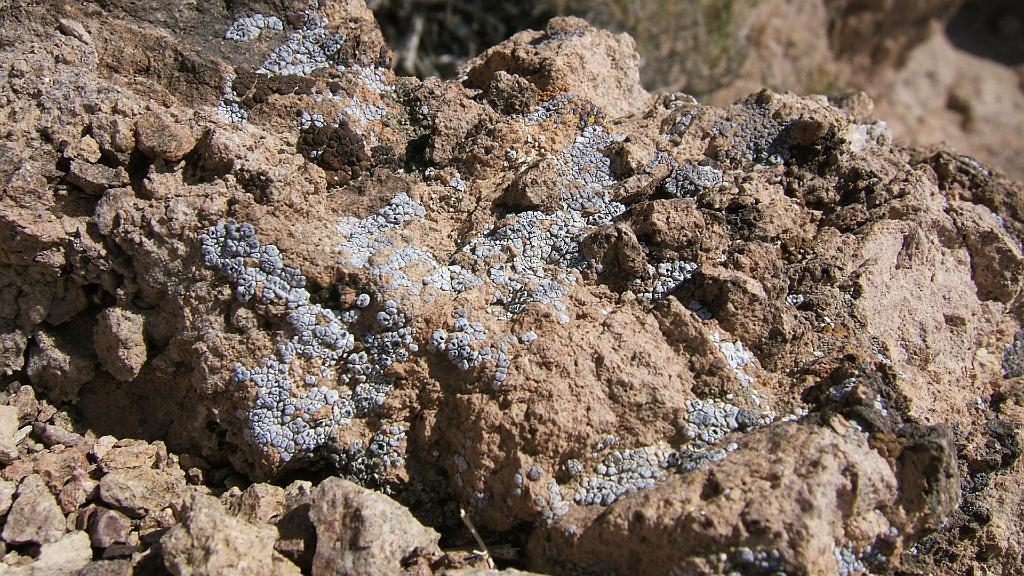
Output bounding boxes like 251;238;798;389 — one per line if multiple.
160;494;300;576
0;1;1020;575
2;474;67;545
309;477;440;575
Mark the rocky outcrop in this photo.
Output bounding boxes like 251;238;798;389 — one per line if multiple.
0;1;1020;574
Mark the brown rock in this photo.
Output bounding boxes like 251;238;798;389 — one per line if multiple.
10;385;40;425
135;111;196;161
5;531;91;576
227;483;285;525
274;481;316;570
463;16;651;118
500;157;562;213
88;507;132;549
309;477;441;576
948;200;1024;303
34;423;88;449
0;404;19;441
93;307;147;382
89;436;117;462
57;470;98;513
444;565;548;569
2;473;67;545
74;560;134;576
0;478;16;516
25;329;96;404
160;494;301;576
481;71;540;115
603;137;655;178
530;423;903;575
57;18;92;45
0;329;28;377
97;439;163;473
0;404;20;464
33;448;92;493
65;161;130;195
0;2;1021;573
98;466;189;518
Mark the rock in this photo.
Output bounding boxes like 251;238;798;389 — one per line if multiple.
274;481;316;570
0;1;1022;574
65;161;130;195
97;439;164;473
309;477;441;576
529;423;903;575
603;137;655;178
99;544;137;560
57;18;92;45
499;158;562;213
134;111;196;161
25;329;95;404
226;483;285;525
10;385;40;425
0;478;16;516
57;471;98;514
93;307;147;382
88;507;132;549
4;531;92;576
0;404;20;463
89;436;117;462
463;16;651;118
480;71;540;115
160;494;301;576
98;466;189;518
0;328;27;376
32;448;92;493
74;560;134;576
69;135;103;163
440;565;544;569
2;473;67;545
33;423;88;449
948;200;1024;302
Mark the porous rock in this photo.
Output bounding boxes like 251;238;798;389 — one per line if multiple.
135;111;196;161
97;439;164;473
25;329;95;404
66;161;130;195
94;307;147;382
0;1;1020;574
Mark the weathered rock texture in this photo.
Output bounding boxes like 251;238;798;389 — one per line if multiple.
375;0;1024;180
0;1;1020;574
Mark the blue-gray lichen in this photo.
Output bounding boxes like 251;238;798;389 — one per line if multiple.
712;332;757;389
1002;330;1024;378
200;221;417;464
202;46;784;519
636;260;698;302
572;444;674;507
225;14;283;42
663;162;723;198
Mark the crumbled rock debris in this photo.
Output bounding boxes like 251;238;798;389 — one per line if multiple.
0;1;1021;575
